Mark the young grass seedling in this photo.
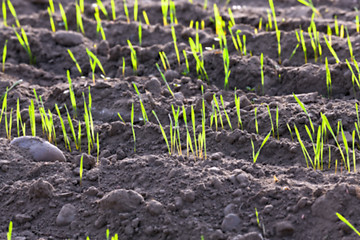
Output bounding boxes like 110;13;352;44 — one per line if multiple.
5;107;13;140
79;154;83;185
152;110;171;155
131;103;136;152
29;99;36;136
254;107;259;134
127;40;138;74
133;82;149;123
269;0;281;64
138;21;142;46
182;50;190;75
86;48;106;83
134;0;138;21
111;0;116;20
299;30;307;64
47;7;56;32
122;57;125;76
59;3;68;31
7;221;12;240
156;63;175;98
123;0;130;23
94;6;106;40
267;105;275;138
251;131;272;163
142;10;150;25
67;49;82;75
297;0;321;17
2;40;7;72
293;93;314;134
161;0;169;26
234;90;243;129
323;35;340;63
7;0;20;27
220;95;232;130
96;0;108;19
14;27;35;65
336;213;360;236
325;57;332;97
76;4;85;34
171;26;180;66
346;27;354;62
55;104;71;151
213;94;224;130
2;0;7;27
67;70;77;118
260;53;265;94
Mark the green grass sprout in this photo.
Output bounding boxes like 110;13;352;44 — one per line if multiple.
251;131;272;163
336;213;360;236
66;70;77;118
2;0;7;27
47;7;56;32
131;103;136;152
152;110;171;155
67;49;82;75
111;0;116;20
79;154;83;185
127;40;138;74
133;82;149;123
59;3;68;31
123;0;130;23
76;3;85;34
7;0;20;27
134;0;138;21
7;221;12;240
156;63;175;98
2;40;8;72
13;27;35;65
323;34;340;63
142;10;150;25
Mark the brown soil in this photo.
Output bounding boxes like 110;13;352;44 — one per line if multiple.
1;0;360;239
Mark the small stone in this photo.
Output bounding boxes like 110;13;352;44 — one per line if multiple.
164;70;180;82
275;221;295;237
263;205;273;214
11;136;66;162
74;154;96;170
98;189;144;212
231;232;263;240
54;31;83;47
56;204;76;226
94;215;107;229
240;95;252;107
86;168;100;181
84;186;100;196
14;214;32;224
145;77;162;96
210;152;224;160
236;174;249;187
180;189;196;203
174;92;185;102
29;178;54;199
146;199;164;216
221;213;241;232
296;197;308;209
224;203;237;215
174;196;183;209
96;40;109;56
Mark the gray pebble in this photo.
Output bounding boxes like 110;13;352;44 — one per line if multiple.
146;199;164;216
180;189;196;203
29;178;54;199
54;31;83;47
221;213;241;232
275;221;295;237
56;204;76;226
11;136;66;162
98;189;144;212
145;77;162;96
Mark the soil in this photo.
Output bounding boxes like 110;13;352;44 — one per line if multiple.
1;0;360;239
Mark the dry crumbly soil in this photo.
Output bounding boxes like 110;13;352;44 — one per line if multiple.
1;0;360;239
